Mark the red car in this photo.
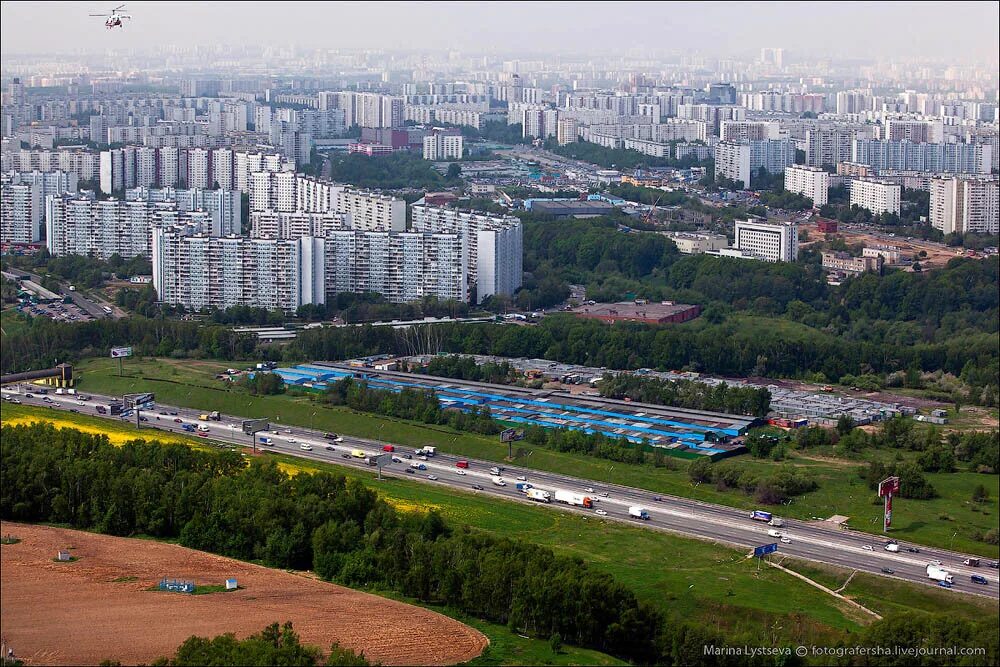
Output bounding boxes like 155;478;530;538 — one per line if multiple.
197;431;208;437
382;444;395;452
456;460;469;469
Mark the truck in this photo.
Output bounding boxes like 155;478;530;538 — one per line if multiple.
767;517;785;528
554;490;593;509
351;449;366;459
415;446;436;457
629;506;650;520
259;436;273;446
456;460;469;469
364;457;379;466
526;488;551;503
515;482;533;492
964;558;980;567
927;565;954;584
492;477;506;487
208;411;221;421
749;510;773;523
490;466;502;476
885;543;900;552
56;388;65;395
95;405;107;414
410;462;427;471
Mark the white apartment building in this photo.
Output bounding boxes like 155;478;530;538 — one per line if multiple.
46;196;211;260
250;210;349;239
720;120;779;143
783;165;829;207
152;228;324;313
714;141;751;188
557;117;579;146
3;148;100;183
410;204;523;303
324;231;466;304
929;177;999;235
733;219;799;263
849;178;902;216
125;187;242;236
338;189;406;232
1;180;42;243
423;133;464;161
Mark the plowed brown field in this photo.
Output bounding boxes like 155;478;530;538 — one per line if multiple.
0;522;487;666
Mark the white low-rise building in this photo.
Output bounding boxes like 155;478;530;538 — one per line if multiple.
733;219;799;262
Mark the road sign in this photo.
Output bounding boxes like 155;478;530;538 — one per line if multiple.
500;428;524;442
241;418;269;436
753;543;779;558
110;346;133;358
123;392;154;409
878;476;900;497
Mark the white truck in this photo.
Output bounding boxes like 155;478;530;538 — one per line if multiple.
526;488;551;503
416;446;436;457
767;529;783;538
553;490;593;508
926;565;954;584
628;506;650;520
489;466;502;476
492;477;506;487
885;543;900;553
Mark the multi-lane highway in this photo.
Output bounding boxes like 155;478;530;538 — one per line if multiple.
4;385;997;600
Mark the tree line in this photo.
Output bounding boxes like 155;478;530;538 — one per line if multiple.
598;374;772;417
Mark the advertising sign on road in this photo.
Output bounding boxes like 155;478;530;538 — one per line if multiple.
241;418;270;436
753;543;779;558
878;476;900;497
110;346;133;359
500;428;524;442
123;392;154;409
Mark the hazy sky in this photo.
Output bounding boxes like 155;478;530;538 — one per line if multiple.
1;1;997;62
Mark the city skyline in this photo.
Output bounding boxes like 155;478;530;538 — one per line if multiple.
1;1;998;63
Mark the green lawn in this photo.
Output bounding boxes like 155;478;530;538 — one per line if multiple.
5;403;998;657
72;357;1000;558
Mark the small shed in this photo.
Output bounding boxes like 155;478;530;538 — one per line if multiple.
56;550;72;561
225;578;238;590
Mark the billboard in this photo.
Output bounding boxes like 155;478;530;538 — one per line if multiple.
878;476;900;497
753;543;779;558
242;419;269;436
123;392;154;408
500;428;524;443
110;346;133;358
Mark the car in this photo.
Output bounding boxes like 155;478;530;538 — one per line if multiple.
391;456;402;463
595;509;608;516
323;433;343;442
456;470;466;476
428;475;438;481
139;416;149;422
417;455;428;461
70;409;79;413
286;438;297;444
938;580;953;589
405;468;415;474
403;454;412;459
472;484;484;490
970;575;988;585
988;561;999;569
599;492;609;497
197;431;208;437
653;496;663;502
780;537;791;544
881;568;895;574
10;398;21;404
168;411;178;416
585;487;594;493
906;547;920;553
516;476;527;481
325;445;335;451
159;411;169;416
341;453;351;459
173;418;183;423
863;545;874;551
300;444;313;451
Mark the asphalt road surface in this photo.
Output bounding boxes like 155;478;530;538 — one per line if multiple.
4;386;996;600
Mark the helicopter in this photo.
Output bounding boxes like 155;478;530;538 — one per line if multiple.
90;4;131;29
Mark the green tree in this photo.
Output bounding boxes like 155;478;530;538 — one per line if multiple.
549;632;563;654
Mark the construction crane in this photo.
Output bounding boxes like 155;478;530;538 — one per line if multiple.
641;195;662;226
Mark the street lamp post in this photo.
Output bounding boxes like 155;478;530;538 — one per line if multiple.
607;465;615;486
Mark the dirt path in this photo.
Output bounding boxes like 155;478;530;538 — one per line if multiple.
0;522;487;666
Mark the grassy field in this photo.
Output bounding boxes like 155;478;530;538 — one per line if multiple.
5;403;998;656
70;357;1000;557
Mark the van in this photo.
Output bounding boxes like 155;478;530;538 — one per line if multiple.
767;529;783;538
456;460;469;469
197;424;210;433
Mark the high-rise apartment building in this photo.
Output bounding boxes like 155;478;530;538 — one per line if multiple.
929;177;999;235
849;178;901;216
720;120;779;143
714;141;751;188
557;117;579;145
0;180;43;244
851;140;992;174
423;131;464;160
783;165;829;207
125;187;242;237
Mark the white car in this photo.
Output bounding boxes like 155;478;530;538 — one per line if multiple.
595;509;608;516
287;438;297;444
863;545;874;551
456;470;466;476
585;487;594;493
516;476;527;481
780;537;791;544
299;444;312;451
428;475;438;481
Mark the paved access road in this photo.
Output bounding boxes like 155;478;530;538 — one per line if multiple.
4;386;997;600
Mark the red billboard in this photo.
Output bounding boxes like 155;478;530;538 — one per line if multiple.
878;476;900;498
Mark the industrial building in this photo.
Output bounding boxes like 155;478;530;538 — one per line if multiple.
570;301;701;325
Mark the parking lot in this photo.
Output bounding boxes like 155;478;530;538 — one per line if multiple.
15;299;95;323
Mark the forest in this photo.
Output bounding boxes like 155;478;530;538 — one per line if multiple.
3;423;996;666
326;151;461;190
